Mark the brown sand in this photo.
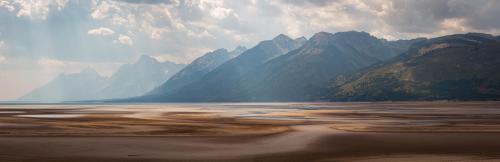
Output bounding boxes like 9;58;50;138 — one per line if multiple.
2;128;500;161
1;102;500;161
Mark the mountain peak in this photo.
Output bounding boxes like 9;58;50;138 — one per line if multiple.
204;48;229;58
465;32;494;38
213;48;229;53
295;36;307;42
317;31;379;44
333;31;372;38
229;46;247;58
272;34;293;42
233;45;247;52
137;55;158;64
463;32;498;42
310;32;334;41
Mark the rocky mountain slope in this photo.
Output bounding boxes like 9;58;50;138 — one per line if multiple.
328;33;500;101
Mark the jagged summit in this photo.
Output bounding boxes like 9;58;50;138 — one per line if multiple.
309;31;374;41
136;55;158;64
230;46;247;58
203;48;229;59
310;32;334;41
333;31;375;41
18;67;107;102
272;34;293;42
232;46;247;52
294;36;307;43
213;48;229;53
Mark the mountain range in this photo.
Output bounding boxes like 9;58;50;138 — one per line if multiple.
328;33;500;101
19;55;185;102
19;68;108;102
19;31;500;102
139;31;499;102
98;55;185;100
137;31;423;102
148;46;247;96
225;31;423;101
137;34;308;101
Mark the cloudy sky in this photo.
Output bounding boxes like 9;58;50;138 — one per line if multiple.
0;0;499;100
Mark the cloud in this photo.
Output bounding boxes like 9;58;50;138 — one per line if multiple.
366;0;500;37
91;0;121;20
271;0;500;39
0;1;15;12
114;34;134;46
87;27;115;36
37;58;66;68
0;0;499;64
1;0;500;64
0;0;68;20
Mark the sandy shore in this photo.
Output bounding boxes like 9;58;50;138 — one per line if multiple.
2;128;500;161
1;102;500;161
0;125;338;161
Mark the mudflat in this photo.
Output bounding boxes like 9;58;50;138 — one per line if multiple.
1;102;500;161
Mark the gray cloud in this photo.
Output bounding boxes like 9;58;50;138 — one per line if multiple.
458;1;500;30
381;0;500;34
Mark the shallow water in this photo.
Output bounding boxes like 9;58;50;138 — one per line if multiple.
2;102;500;128
17;114;84;119
0;111;24;114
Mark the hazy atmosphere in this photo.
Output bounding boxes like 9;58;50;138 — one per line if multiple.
2;1;500;162
1;0;500;100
